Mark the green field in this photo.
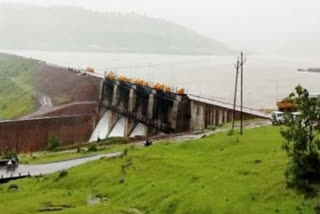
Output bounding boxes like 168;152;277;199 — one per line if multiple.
0;126;317;214
0;53;37;120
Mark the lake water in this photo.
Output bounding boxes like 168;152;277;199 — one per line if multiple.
2;50;320;109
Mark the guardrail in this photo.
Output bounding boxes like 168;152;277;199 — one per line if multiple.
0;172;31;184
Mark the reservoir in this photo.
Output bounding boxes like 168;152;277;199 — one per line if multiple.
2;50;320;109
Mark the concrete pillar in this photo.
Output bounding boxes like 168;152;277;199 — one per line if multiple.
169;100;179;130
190;101;197;130
147;94;154;119
224;110;228;124
218;108;223;125
99;80;104;102
109;85;120;135
198;104;205;131
125;88;136;137
112;85;119;106
128;88;136;111
210;108;214;126
214;107;219;127
227;110;232;123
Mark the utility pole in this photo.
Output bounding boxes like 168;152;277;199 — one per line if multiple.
240;52;246;135
232;58;240;130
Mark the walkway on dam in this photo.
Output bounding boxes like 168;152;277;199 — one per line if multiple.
0;152;123;182
80;69;271;120
188;94;270;119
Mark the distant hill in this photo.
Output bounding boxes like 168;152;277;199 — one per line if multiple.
0;4;233;55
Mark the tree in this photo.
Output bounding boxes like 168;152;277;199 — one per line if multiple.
281;85;320;194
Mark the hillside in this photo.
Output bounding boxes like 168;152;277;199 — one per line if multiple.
0;126;316;213
0;53;101;120
0;4;233;55
0;53;37;120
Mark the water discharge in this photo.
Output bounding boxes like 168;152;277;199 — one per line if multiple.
130;123;147;137
109;117;126;137
89;111;110;142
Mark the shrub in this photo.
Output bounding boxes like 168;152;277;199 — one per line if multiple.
59;170;68;178
47;136;60;151
8;184;18;191
226;129;234;136
3;151;18;162
87;144;98;152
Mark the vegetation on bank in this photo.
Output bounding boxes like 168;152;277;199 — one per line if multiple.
0;53;37;120
281;85;320;196
1;126;318;214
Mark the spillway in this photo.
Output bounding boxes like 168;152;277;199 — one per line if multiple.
108;117;126;137
130;123;147;137
89;111;110;142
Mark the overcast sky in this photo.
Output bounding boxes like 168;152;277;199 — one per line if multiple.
1;0;320;53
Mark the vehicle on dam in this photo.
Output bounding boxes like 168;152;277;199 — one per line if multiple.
271;111;284;125
271;111;302;125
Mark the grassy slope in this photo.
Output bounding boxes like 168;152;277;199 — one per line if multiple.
0;126;316;214
0;53;37;120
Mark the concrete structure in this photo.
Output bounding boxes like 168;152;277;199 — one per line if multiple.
100;78;191;137
98;78;270;137
0;114;97;153
0;69;270;154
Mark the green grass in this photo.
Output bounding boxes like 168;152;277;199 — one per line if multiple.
0;53;37;119
0;126;317;213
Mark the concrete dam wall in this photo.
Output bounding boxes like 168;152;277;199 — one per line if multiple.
0;114;97;153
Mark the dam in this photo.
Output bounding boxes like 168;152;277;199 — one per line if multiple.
0;69;270;153
91;72;269;140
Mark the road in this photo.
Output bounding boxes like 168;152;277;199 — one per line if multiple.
0;152;123;179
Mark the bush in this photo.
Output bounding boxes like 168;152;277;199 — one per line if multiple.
226;129;234;136
59;170;68;178
47;136;60;151
3;151;18;161
8;184;18;191
87;144;98;152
